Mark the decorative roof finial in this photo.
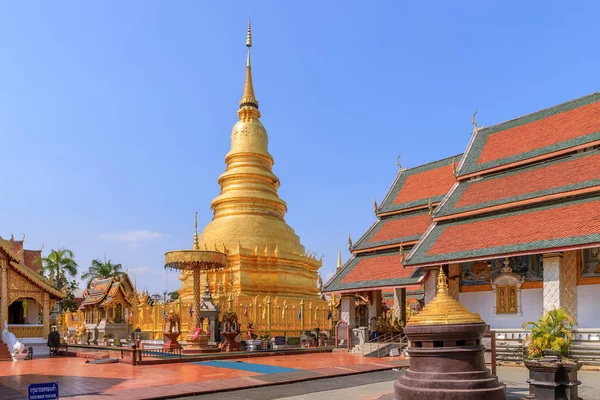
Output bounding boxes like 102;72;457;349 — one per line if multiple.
337;250;342;271
239;17;260;118
348;234;353;252
472;109;485;134
452;156;458;176
193;212;200;250
396;154;402;170
399;242;406;264
428;197;434;216
373;198;378;214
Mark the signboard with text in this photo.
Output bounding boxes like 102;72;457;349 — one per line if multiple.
28;382;59;400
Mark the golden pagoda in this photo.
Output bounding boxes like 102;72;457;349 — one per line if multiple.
179;20;323;305
406;267;483;326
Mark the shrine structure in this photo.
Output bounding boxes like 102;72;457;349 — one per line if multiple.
78;275;137;342
178;20;327;321
402;92;600;333
323;156;459;329
0;236;64;341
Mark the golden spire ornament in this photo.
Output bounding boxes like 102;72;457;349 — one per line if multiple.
407;267;483;326
192;212;200;250
239;17;259;118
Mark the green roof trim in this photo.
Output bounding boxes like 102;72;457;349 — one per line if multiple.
458;92;600;177
379;154;461;214
353;209;430;250
436;150;600;218
406;195;600;267
323;252;425;293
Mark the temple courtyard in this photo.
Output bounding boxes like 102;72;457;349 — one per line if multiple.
0;353;598;399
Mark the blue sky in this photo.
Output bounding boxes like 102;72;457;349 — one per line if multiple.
1;1;598;295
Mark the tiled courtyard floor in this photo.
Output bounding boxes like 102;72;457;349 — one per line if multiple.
0;353;409;399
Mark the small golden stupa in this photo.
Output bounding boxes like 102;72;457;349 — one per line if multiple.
407;267;483;326
179;20;323;305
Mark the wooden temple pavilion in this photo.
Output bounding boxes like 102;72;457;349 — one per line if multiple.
323;155;459;329
404;91;600;332
0;236;64;340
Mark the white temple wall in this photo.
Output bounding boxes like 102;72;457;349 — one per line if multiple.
577;284;600;328
459;288;543;329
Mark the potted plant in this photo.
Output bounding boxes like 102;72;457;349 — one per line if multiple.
521;307;581;399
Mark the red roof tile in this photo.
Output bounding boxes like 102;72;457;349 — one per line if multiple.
477;100;600;165
428;198;600;257
340;253;415;284
393;164;456;205
24;250;42;272
455;151;600;209
368;213;432;244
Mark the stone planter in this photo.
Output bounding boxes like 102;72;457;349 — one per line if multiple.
523;350;582;399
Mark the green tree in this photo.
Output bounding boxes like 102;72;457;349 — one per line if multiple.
61;279;80;312
522;307;576;358
169;291;180;301
39;248;78;290
81;259;124;287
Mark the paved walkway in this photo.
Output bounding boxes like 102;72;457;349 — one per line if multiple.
182;366;600;400
0;353;408;399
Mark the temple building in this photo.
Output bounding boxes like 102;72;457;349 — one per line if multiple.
179;21;325;313
323;156;459;328
404;92;600;332
0;236;64;340
78;275;137;342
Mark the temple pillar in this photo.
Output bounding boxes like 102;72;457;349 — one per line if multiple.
340;294;356;328
0;258;7;327
543;252;577;321
42;292;50;338
368;290;382;320
393;288;407;325
424;268;439;305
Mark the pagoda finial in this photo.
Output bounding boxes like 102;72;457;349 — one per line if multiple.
239;17;260;118
193;212;200;250
348;234;353;252
437;266;449;294
337;250;342;270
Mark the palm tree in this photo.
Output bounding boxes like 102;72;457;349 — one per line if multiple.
81;259;124;288
522;307;576;358
39;249;78;290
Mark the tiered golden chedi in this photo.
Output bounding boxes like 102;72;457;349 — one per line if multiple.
180;21;322;304
406;267;483;326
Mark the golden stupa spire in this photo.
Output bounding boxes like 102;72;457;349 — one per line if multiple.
192;212;200;250
238;17;260;119
407;267;483;326
336;250;342;271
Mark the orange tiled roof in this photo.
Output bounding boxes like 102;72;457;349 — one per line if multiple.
353;210;432;251
478;99;600;165
393;164;455;205
378;155;459;214
406;196;600;267
324;252;424;293
458;92;600;177
436;150;600;218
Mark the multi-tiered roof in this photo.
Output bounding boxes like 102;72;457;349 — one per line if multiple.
324;155;460;293
406;92;600;267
